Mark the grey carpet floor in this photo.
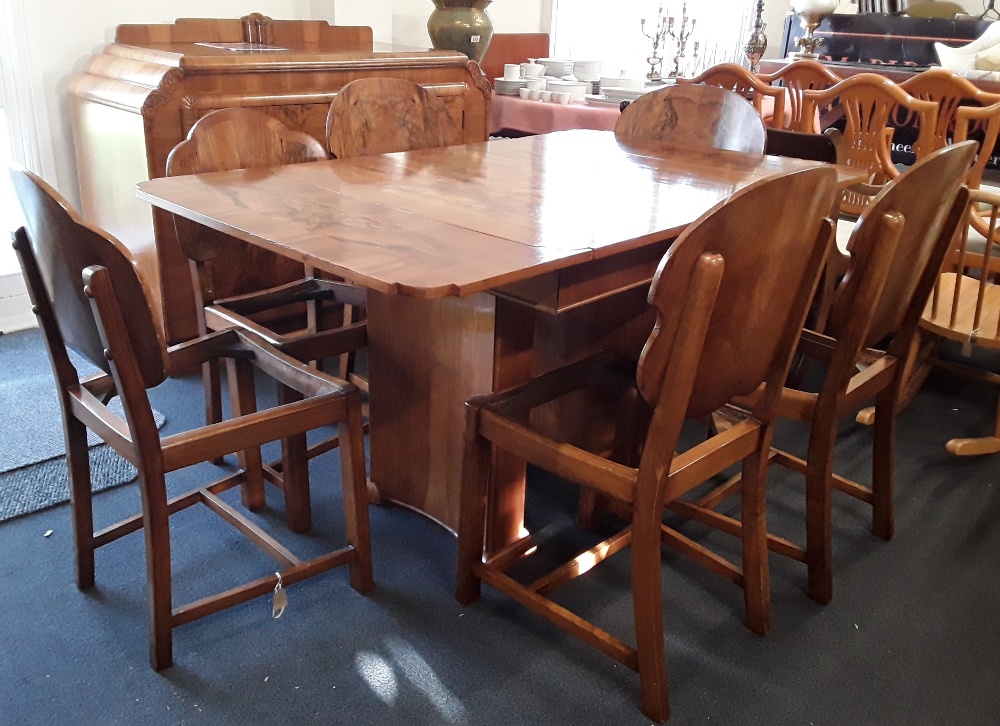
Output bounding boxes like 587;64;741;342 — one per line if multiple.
0;329;165;521
0;328;999;725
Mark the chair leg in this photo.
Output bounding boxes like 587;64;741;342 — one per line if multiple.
139;468;174;671
278;385;312;533
226;360;266;511
65;415;95;590
577;489;608;532
203;360;223;426
945;392;1000;455
805;419;838;605
203;360;226;465
631;502;670;723
456;405;491;605
871;387;896;541
741;445;772;634
338;398;373;593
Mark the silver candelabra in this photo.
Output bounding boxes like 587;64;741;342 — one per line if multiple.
743;0;768;74
640;4;670;81
666;3;696;78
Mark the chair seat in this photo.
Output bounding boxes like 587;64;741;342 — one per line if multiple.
922;272;1000;350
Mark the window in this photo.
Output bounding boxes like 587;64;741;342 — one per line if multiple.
551;0;756;78
0;72;23;274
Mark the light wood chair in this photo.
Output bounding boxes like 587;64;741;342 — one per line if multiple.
166;108;369;533
614;84;767;154
898;69;1000;165
921;187;1000;455
797;73;939;218
759;59;841;131
899;69;1000;273
685;142;976;604
677;63;786;128
9;166;373;671
853;70;1000;426
326;77;459;159
455;166;839;723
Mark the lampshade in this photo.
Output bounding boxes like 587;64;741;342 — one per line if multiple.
790;0;839;12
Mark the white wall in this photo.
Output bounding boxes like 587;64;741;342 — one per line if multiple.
334;0;549;52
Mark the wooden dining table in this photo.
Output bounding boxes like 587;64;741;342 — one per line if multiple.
137;129;866;553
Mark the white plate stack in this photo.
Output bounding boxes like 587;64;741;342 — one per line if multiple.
601;86;649;103
584;94;624;108
537;58;574;78
494;78;527;96
572;60;602;82
599;74;646;92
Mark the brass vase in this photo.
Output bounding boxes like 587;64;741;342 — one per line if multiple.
427;0;494;65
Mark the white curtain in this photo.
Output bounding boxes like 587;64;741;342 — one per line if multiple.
551;0;757;77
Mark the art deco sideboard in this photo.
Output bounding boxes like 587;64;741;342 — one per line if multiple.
69;14;491;342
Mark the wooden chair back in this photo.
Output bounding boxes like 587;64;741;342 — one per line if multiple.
827;141;978;350
9;166;166;390
893;69;1000;264
798;73;939;215
678;63;786;128
637;166;838;419
614;84;767;154
899;68;1000;184
760;60;841;130
924;186;1000;350
326;78;460;159
479;33;550;85
166;108;328;264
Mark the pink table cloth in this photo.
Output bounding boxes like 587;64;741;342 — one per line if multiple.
490;95;621;135
488;92;809;136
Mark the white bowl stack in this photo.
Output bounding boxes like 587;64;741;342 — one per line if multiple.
537;58;574;78
572;60;602;82
546;80;588;102
494;77;527;96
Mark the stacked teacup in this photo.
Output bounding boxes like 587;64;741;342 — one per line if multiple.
495;64;528;95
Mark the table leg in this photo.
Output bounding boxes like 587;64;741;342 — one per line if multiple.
366;290;498;532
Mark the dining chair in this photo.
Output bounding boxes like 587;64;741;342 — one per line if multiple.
852;70;1000;426
455;165;839;723
614;84;767;154
677;63;786;128
325;77;459;159
898;68;1000;169
920;187;1000;455
682;142;976;605
759;59;841;131
796;73;939;218
899;69;1000;271
10;166;373;671
166;108;369;533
